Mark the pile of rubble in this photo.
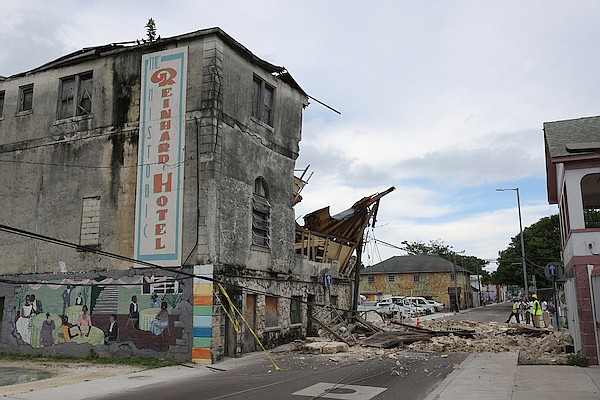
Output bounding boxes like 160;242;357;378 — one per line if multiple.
311;317;574;364
409;320;572;356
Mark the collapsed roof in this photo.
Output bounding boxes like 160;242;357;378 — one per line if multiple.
296;187;395;276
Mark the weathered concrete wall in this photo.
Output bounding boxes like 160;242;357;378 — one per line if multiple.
0;29;326;362
211;265;352;361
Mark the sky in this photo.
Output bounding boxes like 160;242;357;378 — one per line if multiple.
2;1;599;271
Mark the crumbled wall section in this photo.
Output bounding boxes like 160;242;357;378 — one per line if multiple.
210;265;352;360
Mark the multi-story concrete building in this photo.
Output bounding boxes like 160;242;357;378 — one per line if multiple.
544;115;600;364
0;28;355;363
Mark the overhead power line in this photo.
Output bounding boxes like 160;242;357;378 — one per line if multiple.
0;224;328;307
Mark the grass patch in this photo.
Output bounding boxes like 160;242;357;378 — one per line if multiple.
0;353;181;368
564;353;589;367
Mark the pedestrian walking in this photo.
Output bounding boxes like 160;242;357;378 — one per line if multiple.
506;299;520;323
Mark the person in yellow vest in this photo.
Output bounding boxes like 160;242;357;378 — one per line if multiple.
505;299;520;323
532;293;543;328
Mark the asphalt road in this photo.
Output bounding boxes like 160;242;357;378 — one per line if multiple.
93;304;519;400
93;350;468;400
441;301;512;323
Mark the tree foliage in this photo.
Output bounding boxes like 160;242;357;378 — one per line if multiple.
494;214;561;289
145;18;157;42
401;239;490;280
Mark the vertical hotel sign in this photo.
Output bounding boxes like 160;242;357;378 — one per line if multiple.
134;47;188;267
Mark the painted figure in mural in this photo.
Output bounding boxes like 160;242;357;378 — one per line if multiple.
129;296;140;329
149;294;160;308
105;314;119;344
75;292;84;306
150;302;169;335
16;295;34;344
62;284;72;316
30;294;43;315
78;305;92;337
57;316;78;343
40;313;56;347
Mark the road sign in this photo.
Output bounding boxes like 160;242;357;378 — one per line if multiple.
544;263;559;279
324;274;333;288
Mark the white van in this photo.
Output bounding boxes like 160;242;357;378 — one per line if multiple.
405;296;436;314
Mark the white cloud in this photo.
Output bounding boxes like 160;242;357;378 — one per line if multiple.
1;0;588;271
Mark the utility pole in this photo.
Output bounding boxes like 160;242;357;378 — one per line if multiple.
497;188;528;298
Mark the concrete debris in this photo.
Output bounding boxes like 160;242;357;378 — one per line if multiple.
297;319;573;364
404;320;574;361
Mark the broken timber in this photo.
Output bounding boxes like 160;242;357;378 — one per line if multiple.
390;321;476;338
505;323;550;337
312;304;357;346
354;314;384;334
360;331;432;348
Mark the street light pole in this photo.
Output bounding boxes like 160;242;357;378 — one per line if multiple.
497;187;528;298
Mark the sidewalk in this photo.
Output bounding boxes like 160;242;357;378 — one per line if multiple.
2;352;267;400
424;351;600;400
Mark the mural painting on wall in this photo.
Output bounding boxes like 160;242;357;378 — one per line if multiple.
15;275;183;352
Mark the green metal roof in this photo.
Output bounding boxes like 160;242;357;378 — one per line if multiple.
362;254;470;274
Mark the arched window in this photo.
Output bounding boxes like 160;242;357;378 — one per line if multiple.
581;173;600;228
252;178;270;247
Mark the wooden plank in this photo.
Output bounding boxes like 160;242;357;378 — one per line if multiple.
360;332;431;348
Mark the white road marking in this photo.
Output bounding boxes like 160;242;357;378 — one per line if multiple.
292;382;387;399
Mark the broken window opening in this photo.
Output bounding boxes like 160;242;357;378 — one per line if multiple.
19;84;33;113
290;296;302;325
59;71;93;119
252;75;274;126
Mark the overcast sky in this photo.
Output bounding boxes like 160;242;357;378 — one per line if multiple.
3;1;598;271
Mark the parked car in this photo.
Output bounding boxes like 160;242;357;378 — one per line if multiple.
425;299;445;312
405;296;436;314
375;301;417;319
392;296;431;315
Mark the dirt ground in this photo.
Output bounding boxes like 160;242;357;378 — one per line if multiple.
0;360;144;397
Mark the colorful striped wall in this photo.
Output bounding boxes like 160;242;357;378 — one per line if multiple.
192;264;213;363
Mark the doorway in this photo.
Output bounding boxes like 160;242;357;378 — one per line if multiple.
243;294;256;353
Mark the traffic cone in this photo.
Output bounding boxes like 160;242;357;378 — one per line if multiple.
416;314;420;327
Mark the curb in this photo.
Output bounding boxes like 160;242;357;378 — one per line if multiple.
422;353;476;400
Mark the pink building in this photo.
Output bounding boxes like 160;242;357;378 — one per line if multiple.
544;116;600;364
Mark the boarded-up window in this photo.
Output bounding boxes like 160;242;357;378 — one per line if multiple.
59;72;93;119
80;196;100;247
265;296;279;327
290;296;302;325
19;84;33;112
252;177;270;247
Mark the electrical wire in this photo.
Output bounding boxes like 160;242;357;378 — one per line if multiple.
0;223;332;308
